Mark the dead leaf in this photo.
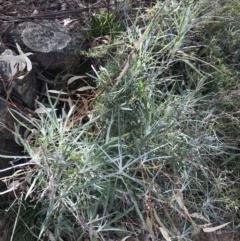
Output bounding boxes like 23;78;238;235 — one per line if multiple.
8;180;20;190
67;75;88;85
68;97;73;109
159;227;171;241
190;213;209;222
34;107;55;114
120;236;131;241
76;86;95;92
48;90;68;95
191;224;201;237
175;189;184;209
153;209;173;236
198;223;212;228
203;222;231;233
146;216;154;237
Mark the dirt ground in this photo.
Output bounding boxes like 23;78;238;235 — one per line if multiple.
194;229;240;241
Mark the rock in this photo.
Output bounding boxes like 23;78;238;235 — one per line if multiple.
0;97;24;178
22;21;71;53
0;42;39;178
0;42;10;78
4;20;89;69
194;229;240;241
10;69;40;108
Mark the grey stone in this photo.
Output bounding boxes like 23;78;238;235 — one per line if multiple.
0;98;23;178
0;43;30;179
10;69;40;108
22;21;71;53
4;20;89;69
0;43;10;78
